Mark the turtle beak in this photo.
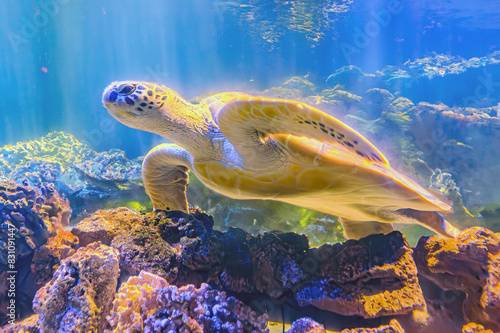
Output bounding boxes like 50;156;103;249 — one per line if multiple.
102;85;118;105
102;84;136;119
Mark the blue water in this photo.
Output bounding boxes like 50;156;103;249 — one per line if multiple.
2;0;499;157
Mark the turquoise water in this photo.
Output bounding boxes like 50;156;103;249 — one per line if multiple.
1;1;498;151
2;1;500;332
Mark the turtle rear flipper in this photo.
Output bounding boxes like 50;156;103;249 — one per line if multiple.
142;143;194;212
395;209;460;238
341;209;460;240
339;217;394;240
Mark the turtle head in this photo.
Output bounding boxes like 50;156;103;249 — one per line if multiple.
103;81;214;155
102;81;182;134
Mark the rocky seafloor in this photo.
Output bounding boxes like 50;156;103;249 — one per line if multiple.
1;180;499;332
1;54;500;332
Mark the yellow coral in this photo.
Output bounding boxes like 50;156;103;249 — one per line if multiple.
321;87;361;104
0;131;92;171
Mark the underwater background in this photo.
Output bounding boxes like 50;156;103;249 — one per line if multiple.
2;0;500;153
1;1;500;332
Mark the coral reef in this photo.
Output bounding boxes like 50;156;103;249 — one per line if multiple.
106;270;268;333
0;181;74;325
1;80;499;331
70;209;429;328
0;131;141;183
105;271;168;332
261;76;317;100
286;317;326;333
281;76;317;96
111;224;178;282
1;314;39;333
391;51;500;81
326;66;379;94
2;51;500;333
33;242;119;333
340;319;404;333
321;85;362;106
326;53;500;107
295;231;426;319
281;318;405;333
30;227;79;287
70;208;426;324
0;132;145;219
71;207;144;247
414;227;500;332
0;181;70;265
2;203;500;332
462;323;495;333
409;102;500;210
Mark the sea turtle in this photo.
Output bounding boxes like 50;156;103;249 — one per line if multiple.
102;81;460;239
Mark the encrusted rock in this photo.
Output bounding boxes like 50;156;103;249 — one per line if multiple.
105;271;168;333
326;65;379;94
146;209;223;285
0;181;71;325
106;270;268;333
33;242;119;333
462;322;495;333
70;209;430;324
217;229;308;297
414;227;500;332
149;209;214;244
31;227;79;286
286;317;326;332
72;207;144;246
0;314;39;333
0;227;81;325
0;181;71;266
340;319;405;333
111;224;178;282
281;76;316;96
0;132;145;220
361;88;395;119
295;231;426;319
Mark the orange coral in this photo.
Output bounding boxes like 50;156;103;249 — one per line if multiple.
414;227;500;332
31;226;79;286
105;271;168;332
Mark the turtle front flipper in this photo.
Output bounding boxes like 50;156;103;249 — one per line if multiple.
339;217;394;240
142;143;194;212
213;97;389;168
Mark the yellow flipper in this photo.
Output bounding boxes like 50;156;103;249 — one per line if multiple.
214;97;451;213
213;97;389;167
142;143;194;212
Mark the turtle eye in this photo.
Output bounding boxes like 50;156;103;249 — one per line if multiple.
117;83;135;95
